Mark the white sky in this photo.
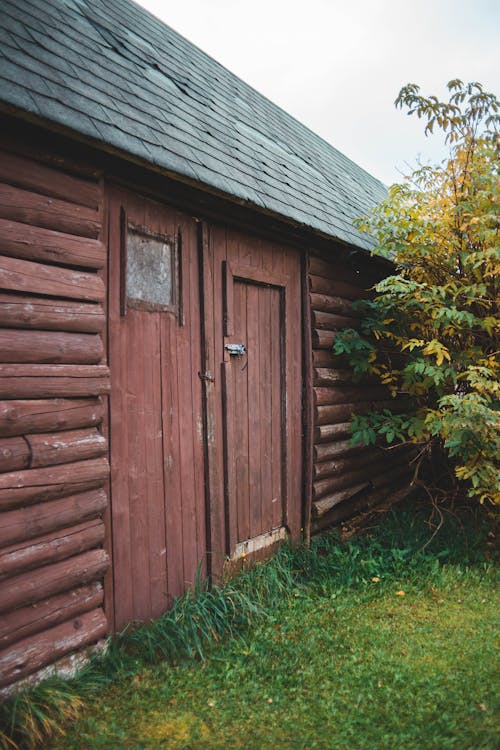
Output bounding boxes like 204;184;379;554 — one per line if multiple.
135;0;499;186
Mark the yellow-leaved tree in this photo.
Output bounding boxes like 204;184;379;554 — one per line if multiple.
334;80;499;506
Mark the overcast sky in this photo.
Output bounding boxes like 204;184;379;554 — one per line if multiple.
135;0;499;186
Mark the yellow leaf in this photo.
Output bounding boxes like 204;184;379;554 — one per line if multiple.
396;590;406;597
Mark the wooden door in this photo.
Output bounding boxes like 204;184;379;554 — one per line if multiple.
108;187;206;629
222;263;290;557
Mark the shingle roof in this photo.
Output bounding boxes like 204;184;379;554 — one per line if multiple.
0;0;387;250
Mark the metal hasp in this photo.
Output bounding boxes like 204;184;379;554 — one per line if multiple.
225;343;246;356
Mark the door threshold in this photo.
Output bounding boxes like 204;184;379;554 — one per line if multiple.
231;526;287;560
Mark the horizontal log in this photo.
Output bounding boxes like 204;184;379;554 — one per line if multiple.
314;469;374;501
312;349;341;368
0;365;110;398
314;386;389;407
27;427;107;469
0;397;104;437
0;218;105;269
310;292;361;317
314;368;355;386
312;329;337;349
0;293;105;333
314;450;380;480
314;439;365;462
0;150;100;210
0;329;103;365
312;310;360;331
0;457;109;511
0;436;30;472
314;367;376;387
0;183;99;238
0;582;103;650
312;481;416;533
313;452;414;501
0;548;109;614
310;274;364;300
315;399;399;426
314;422;352;443
0;607;108;688
313;482;370;518
0;255;104;302
0;455;109;492
0;521;104;579
0;489;107;548
309;255;377;285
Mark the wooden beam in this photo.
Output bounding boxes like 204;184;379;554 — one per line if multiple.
0;255;105;302
0;607;108;688
0;457;109;510
0;582;103;650
0;436;30;472
0;150;100;209
0;520;104;578
312;310;360;330
0;183;99;238
310;291;361;317
0;218;105;268
0;365;110;399
0;330;103;365
0;488;107;548
0;581;104;650
312;482;370;517
0;398;104;437
0;548;109;614
314;422;352;443
0;294;105;333
310;274;363;300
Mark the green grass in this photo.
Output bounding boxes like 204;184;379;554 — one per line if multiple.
3;504;499;750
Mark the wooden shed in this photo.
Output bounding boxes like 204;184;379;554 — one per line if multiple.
0;0;411;693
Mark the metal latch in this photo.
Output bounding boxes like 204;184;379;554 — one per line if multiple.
225;343;246;356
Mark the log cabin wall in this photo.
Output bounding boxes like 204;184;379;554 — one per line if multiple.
308;251;413;532
0;145;110;693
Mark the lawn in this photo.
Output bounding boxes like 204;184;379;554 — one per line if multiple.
5;506;499;750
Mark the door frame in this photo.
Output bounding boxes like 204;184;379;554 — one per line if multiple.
222;260;290;557
199;221;303;577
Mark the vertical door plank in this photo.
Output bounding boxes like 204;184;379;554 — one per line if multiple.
245;281;262;539
186;222;206;580
199;223;224;578
162;314;184;600
176;252;199;591
126;310;152;621
270;286;283;530
221;361;237;553
108;188;134;629
233;281;250;543
259;283;273;533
